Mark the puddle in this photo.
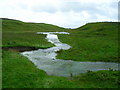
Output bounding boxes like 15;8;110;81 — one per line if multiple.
21;32;119;77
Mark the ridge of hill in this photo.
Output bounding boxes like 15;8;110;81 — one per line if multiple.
2;18;66;32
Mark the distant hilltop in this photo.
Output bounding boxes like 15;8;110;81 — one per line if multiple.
1;18;119;31
0;18;18;20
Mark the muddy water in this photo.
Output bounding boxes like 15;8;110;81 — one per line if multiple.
21;32;119;77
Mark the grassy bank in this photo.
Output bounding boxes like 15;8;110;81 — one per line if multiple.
2;32;54;49
57;22;119;62
2;50;119;88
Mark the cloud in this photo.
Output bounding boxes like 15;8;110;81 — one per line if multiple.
0;0;119;28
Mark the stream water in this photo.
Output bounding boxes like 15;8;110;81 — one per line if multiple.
21;32;119;77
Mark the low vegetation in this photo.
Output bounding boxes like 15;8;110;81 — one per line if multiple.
2;50;119;88
57;22;119;62
2;18;119;88
2;18;66;48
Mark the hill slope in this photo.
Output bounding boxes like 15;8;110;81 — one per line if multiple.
2;18;67;48
57;22;119;62
2;18;66;32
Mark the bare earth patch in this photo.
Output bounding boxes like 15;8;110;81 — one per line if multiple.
2;46;39;52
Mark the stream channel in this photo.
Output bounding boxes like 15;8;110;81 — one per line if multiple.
21;32;119;77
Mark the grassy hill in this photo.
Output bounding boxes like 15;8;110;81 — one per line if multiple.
2;18;67;48
2;18;119;88
57;22;119;62
2;18;66;32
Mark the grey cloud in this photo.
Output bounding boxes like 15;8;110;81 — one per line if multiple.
60;1;117;17
31;1;99;13
118;2;120;20
60;2;117;21
60;2;98;12
30;0;117;21
31;5;57;13
97;2;118;19
110;1;118;8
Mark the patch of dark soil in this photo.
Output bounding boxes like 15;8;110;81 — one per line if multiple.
2;46;39;52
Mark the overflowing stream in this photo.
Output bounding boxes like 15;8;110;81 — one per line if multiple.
21;32;119;77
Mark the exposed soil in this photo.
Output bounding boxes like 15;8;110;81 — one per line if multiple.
2;46;39;52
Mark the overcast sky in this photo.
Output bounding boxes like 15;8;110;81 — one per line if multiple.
0;0;119;28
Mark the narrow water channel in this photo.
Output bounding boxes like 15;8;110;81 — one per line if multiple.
21;32;119;77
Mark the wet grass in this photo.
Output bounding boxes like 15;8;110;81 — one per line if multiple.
2;50;119;88
57;22;119;62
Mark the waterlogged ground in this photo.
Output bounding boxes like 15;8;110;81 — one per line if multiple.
21;32;119;77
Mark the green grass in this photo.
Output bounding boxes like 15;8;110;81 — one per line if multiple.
2;50;119;88
2;19;119;88
57;22;119;62
0;50;2;89
2;18;67;48
2;18;66;32
2;32;54;48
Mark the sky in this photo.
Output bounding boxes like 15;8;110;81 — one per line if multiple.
0;0;119;28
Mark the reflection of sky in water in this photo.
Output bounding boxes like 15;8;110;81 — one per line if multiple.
21;32;119;77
